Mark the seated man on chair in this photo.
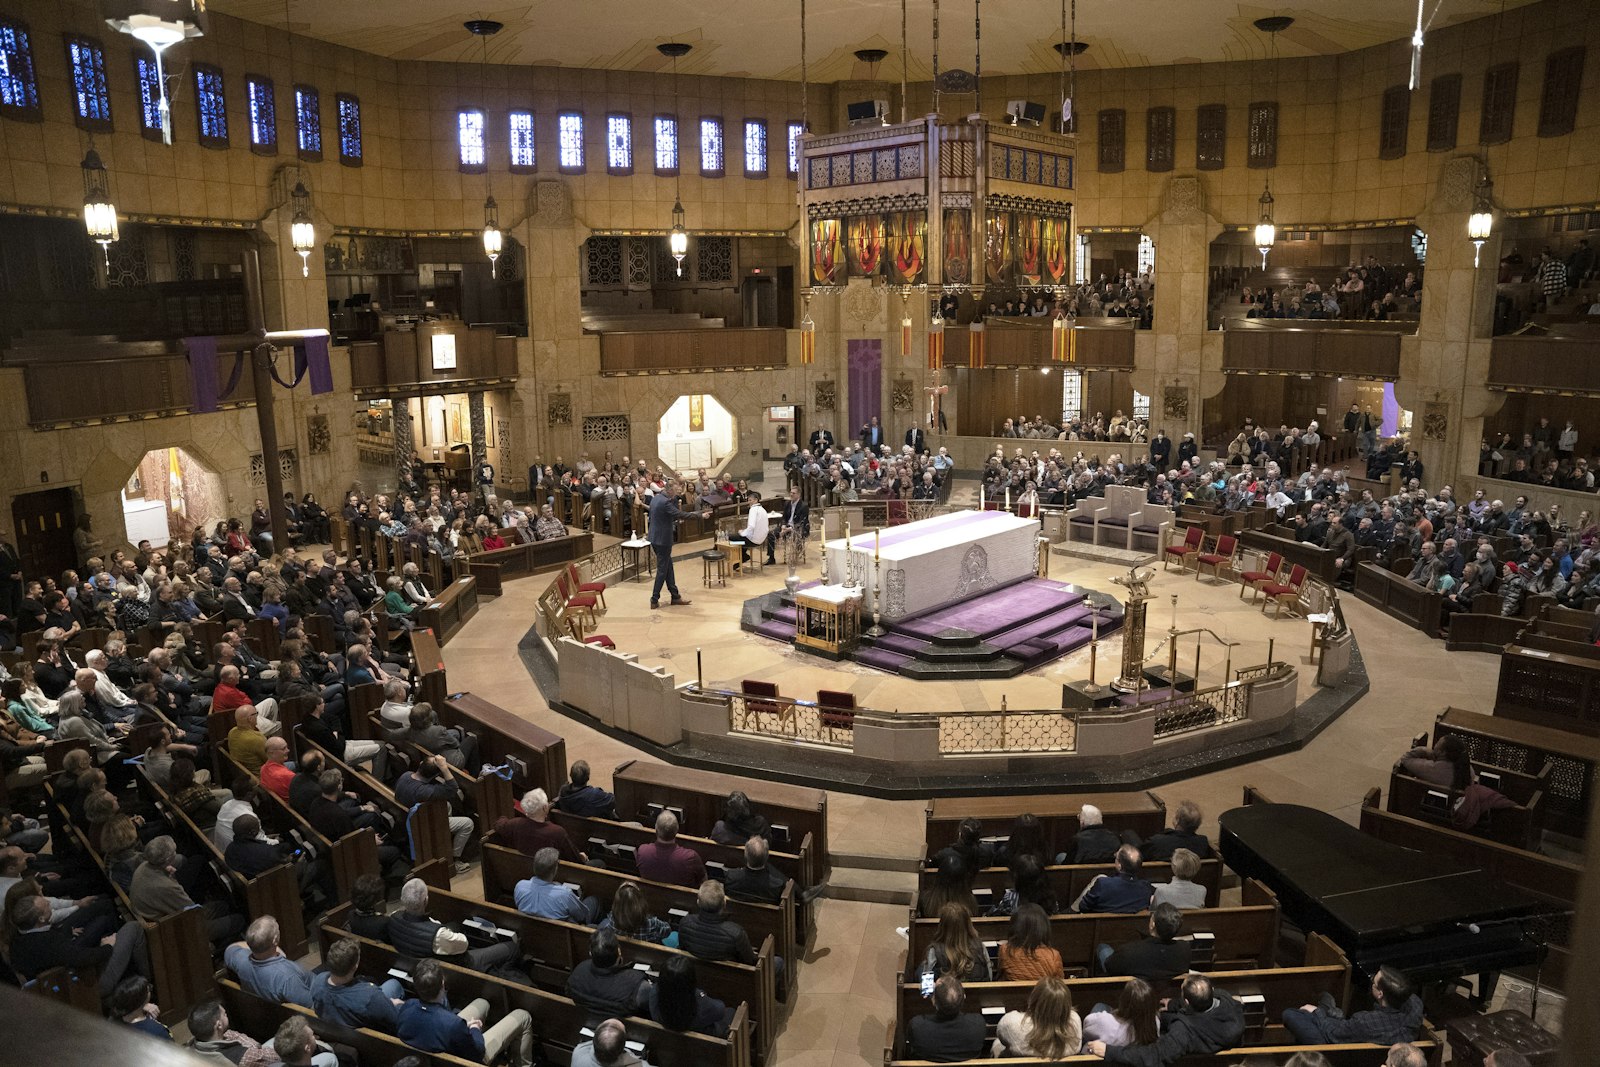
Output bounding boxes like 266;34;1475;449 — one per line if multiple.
733;491;768;572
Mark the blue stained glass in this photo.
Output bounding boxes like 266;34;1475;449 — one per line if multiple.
136;55;163;134
700;118;723;173
0;21;40;114
654;116;678;172
195;65;228;143
248;78;276;148
338;95;362;162
68;38;111;125
297;87;322;156
509;111;535;169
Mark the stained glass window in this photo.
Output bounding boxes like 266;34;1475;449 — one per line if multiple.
337;93;361;165
654;115;678;175
787;121;803;177
458;108;485;171
296;85;322;161
194;64;228;147
559;111;584;172
606;113;632;174
247;76;276;154
1132;389;1151;421
135;55;163;139
0;19;41;121
700;117;723;176
66;36;112;131
509;110;535;172
744;119;767;176
1061;369;1083;421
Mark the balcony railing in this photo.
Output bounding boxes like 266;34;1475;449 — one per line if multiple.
1488;334;1600;395
598;328;788;375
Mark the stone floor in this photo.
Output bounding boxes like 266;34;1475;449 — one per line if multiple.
435;541;1572;1065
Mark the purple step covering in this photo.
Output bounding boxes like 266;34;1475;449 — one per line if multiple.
856;647;911;671
753;621;794;642
896;582;1085;640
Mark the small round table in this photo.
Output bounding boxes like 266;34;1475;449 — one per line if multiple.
620;538;652;583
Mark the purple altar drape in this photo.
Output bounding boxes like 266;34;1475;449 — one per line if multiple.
847;338;882;440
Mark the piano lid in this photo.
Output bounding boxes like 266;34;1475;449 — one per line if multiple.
1219;803;1542;947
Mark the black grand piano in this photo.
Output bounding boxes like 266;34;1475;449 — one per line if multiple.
1220;803;1547;992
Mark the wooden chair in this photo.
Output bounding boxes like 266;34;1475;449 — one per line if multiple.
817;689;856;742
566;615;615;650
741;680;783;729
565;561;607;610
1238;551;1285;602
1194;534;1239;584
554;571;598;632
1164;525;1205;572
1260;564;1308;619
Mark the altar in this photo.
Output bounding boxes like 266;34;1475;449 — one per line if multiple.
825;509;1042;620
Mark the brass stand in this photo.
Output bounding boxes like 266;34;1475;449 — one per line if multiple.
865;556;886;637
1110;566;1155;693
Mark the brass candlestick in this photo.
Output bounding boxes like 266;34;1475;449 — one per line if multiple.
865;556;886;637
1111;566;1155;693
1081;613;1103;695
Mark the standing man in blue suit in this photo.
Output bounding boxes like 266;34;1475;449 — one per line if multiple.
648;479;710;610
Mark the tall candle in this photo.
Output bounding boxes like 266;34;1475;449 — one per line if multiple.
1005;486;1011;511
875;528;880;561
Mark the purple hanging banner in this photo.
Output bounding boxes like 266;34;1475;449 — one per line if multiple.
303;334;334;395
185;335;221;413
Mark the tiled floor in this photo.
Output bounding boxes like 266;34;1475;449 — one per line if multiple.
439;551;1528;1067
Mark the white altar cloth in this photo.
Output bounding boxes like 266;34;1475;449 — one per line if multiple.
824;509;1040;619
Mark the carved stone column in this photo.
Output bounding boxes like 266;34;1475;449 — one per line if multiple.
1141;177;1226;441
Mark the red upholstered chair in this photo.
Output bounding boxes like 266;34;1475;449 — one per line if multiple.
1016;502;1037;518
555;571;598;631
1238;551;1285;602
566;562;607;610
817;689;856;740
1194;534;1238;583
566;615;615;649
741;679;783;727
1163;525;1205;572
1259;564;1308;618
887;499;910;525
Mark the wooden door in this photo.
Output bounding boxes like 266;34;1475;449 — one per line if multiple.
12;488;77;581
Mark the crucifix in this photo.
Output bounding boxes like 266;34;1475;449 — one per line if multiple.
182;249;331;547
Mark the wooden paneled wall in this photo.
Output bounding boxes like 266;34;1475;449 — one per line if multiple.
598;328;788;375
1222;327;1401;379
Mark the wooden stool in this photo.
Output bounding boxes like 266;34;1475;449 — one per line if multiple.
701;549;728;587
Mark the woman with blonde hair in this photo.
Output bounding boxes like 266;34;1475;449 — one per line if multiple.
921;901;992;982
993;974;1082;1058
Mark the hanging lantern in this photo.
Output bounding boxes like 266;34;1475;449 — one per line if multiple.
1254;183;1276;270
900;291;913;358
669;199;690;277
969;319;985;369
1468;171;1494;269
81;148;119;269
1051;315;1067;363
799;294;816;364
106;1;206;145
289;180;315;278
482;195;503;278
928;312;945;371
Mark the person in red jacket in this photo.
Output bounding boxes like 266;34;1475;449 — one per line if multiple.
634;810;705;888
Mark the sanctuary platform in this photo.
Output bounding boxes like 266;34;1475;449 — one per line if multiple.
825;509;1041;618
745;577;1124;679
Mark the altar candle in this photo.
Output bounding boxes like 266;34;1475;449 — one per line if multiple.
875;528;880;561
980;486;985;509
1005;487;1011;511
1092;614;1098;643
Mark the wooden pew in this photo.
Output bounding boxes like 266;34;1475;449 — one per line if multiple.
1239;527;1338;584
891;932;1353;1054
920;857;1225;913
416;576;479;645
1431;706;1598;839
136;766;309;957
924;792;1170;863
1384;767;1546;849
440;693;568;799
1493;644;1600;736
481;841;799;986
1358;792;1577;991
369;709;512;863
881;1042;1442;1067
291;728;455;890
1444;611;1527;653
904;889;1280;979
410;627;450;709
550;809;811;890
463;534;597;596
216;745;380;905
296;930;754;1067
1353;562;1443;634
43;781;216;1023
345;680;385;743
320;887;781;1063
611;759;828;886
216;978;480;1067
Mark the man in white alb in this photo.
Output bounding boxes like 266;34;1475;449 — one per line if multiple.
734;491;769;571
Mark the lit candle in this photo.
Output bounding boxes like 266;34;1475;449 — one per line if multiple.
875;528;880;561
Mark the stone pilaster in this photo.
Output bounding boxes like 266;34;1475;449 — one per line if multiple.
1141;177;1226;441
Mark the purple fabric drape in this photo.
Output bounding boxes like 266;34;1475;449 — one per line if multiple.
186;336;226;413
847;339;882;438
303;334;333;395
